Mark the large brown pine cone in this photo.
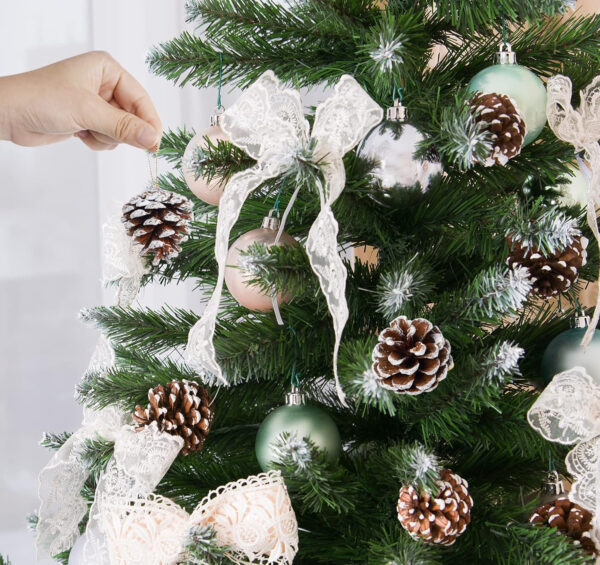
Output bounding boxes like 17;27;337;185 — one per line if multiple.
507;236;588;299
397;469;473;545
133;380;213;455
372;316;453;395
122;188;193;265
470;92;526;167
530;496;596;554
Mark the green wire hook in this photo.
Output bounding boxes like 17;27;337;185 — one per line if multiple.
289;323;301;388
217;52;224;110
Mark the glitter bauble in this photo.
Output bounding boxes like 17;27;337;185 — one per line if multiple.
468;62;546;146
359;122;443;191
224;217;297;311
182;124;229;205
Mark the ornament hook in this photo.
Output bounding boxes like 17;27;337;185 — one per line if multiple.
497;42;517;65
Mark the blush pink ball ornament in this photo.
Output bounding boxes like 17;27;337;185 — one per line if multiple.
182;113;229;205
225;213;297;312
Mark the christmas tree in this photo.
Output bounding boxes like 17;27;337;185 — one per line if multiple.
35;1;600;564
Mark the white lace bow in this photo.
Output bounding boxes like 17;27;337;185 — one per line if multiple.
184;70;383;405
528;367;600;553
547;75;600;347
93;469;297;565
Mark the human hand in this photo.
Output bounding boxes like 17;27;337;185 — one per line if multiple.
0;51;162;151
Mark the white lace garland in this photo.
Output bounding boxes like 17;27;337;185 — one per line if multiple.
184;70;383;405
36;212;149;559
546;74;600;347
528;367;600;555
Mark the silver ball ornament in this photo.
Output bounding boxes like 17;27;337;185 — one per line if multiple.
359;122;443;191
225;215;297;311
182;124;229;205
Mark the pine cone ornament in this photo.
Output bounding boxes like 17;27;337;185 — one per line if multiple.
134;380;213;455
372;316;453;395
470;92;526;166
530;496;596;554
122;188;193;265
397;469;473;545
507;236;588;299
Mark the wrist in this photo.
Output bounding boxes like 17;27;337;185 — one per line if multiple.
0;75;18;142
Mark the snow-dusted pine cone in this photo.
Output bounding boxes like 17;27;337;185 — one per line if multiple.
397;469;473;545
470;92;526;167
134;380;213;455
122;188;193;265
507;235;588;299
530;496;596;554
372;316;453;395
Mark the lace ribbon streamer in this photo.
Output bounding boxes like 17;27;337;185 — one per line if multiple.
528;366;600;553
546;75;600;347
184;70;383;405
36;213;149;558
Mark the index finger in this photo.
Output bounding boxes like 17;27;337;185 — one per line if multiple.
109;63;163;150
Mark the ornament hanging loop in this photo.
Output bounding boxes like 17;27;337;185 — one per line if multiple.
497;42;517;65
146;151;159;190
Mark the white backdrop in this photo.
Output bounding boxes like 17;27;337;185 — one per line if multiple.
0;1;222;562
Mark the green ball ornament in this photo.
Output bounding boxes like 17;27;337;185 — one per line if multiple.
540;316;600;385
255;389;342;471
468;43;547;146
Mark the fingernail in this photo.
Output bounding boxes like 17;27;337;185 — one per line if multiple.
137;125;159;149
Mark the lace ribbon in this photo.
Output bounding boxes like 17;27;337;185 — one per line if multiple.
36;213;149;558
94;470;297;565
528;366;600;553
547;75;600;347
184;70;383;405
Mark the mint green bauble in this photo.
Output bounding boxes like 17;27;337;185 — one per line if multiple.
255;401;342;471
468;63;547;146
540;318;600;385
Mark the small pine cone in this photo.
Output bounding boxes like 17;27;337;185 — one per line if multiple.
530;496;596;554
470;92;526;167
122;188;193;265
372;316;453;395
507;236;588;299
133;380;213;455
397;469;473;545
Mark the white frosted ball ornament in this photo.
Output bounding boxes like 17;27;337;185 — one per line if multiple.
358;101;443;192
182;114;230;205
67;533;86;565
468;43;547;146
225;213;297;311
559;164;589;208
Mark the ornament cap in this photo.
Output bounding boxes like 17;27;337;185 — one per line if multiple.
285;385;306;406
496;42;517;65
573;314;591;329
261;210;281;231
540;470;565;497
386;99;407;122
210;107;225;127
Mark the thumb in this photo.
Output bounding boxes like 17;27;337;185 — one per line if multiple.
78;95;160;150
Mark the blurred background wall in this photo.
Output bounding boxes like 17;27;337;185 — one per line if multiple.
0;0;597;563
0;2;221;562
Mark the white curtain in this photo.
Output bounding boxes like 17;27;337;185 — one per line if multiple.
0;2;219;561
